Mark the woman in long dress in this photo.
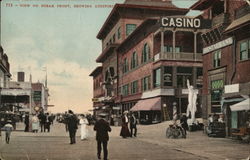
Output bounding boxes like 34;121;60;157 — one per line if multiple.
79;115;89;140
120;111;130;138
32;114;39;133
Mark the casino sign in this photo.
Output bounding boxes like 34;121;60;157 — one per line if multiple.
161;17;211;29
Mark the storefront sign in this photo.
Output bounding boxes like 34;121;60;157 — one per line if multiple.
1;89;31;96
161;17;201;28
225;84;239;93
203;37;233;54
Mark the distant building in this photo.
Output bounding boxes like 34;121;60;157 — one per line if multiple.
191;0;250;136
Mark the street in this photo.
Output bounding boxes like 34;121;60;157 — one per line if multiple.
0;121;249;160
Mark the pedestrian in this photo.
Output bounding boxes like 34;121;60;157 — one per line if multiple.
24;113;29;132
4;120;13;144
130;112;137;137
120;111;130;138
180;114;188;135
32;114;39;133
44;113;51;132
38;112;46;132
79;114;89;140
94;114;111;160
67;110;78;144
63;111;69;132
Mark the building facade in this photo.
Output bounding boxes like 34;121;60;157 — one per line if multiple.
90;0;211;124
191;0;250;136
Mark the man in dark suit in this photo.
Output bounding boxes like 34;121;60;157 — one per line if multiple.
67;110;78;144
94;114;111;160
130;113;137;137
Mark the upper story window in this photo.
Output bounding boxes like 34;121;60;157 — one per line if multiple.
163;66;172;87
122;84;129;96
126;24;136;36
164;45;181;53
142;43;150;63
213;50;221;68
131;80;138;94
142;76;151;92
211;0;224;18
240;39;250;61
113;33;116;43
131;51;138;69
177;67;192;88
123;58;129;73
117;27;121;40
153;68;161;88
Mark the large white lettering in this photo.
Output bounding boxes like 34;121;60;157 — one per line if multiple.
161;17;201;28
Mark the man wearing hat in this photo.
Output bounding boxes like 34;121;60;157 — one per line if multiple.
67;110;78;144
94;114;111;160
4;120;13;144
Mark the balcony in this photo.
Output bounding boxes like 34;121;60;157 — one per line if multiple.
212;13;229;27
154;52;202;62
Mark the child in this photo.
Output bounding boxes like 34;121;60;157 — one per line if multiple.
4;120;14;144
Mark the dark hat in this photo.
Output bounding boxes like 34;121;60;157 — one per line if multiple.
68;110;73;114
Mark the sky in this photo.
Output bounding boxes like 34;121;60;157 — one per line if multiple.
1;0;199;114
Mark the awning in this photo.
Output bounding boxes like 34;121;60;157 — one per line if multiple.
221;97;245;113
230;98;250;111
130;97;161;111
224;13;250;34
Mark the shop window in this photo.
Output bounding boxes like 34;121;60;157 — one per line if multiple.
240;39;250;61
142;43;150;63
126;24;136;36
142;76;151;92
122;84;129;96
153;68;161;88
131;80;138;94
131;51;138;69
163;66;172;87
123;58;129;73
117;27;121;39
213;50;221;68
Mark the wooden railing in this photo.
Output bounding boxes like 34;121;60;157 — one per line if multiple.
154;52;202;62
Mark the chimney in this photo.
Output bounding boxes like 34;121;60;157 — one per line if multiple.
17;72;25;82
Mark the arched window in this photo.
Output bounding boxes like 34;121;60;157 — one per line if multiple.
142;43;150;63
123;58;129;73
131;51;138;69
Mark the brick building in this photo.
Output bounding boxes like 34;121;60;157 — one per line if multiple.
90;0;209;124
191;0;250;136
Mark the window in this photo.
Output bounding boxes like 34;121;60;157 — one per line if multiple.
123;58;129;73
142;43;150;63
196;67;203;88
153;68;161;88
142;76;151;92
117;27;121;39
131;80;138;94
240;39;250;61
122;84;129;96
163;66;172;87
164;45;181;53
213;50;221;68
131;51;138;69
113;33;116;43
211;80;224;113
126;24;136;36
177;67;192;88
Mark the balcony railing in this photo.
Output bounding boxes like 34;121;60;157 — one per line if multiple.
154;52;202;62
212;13;229;27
